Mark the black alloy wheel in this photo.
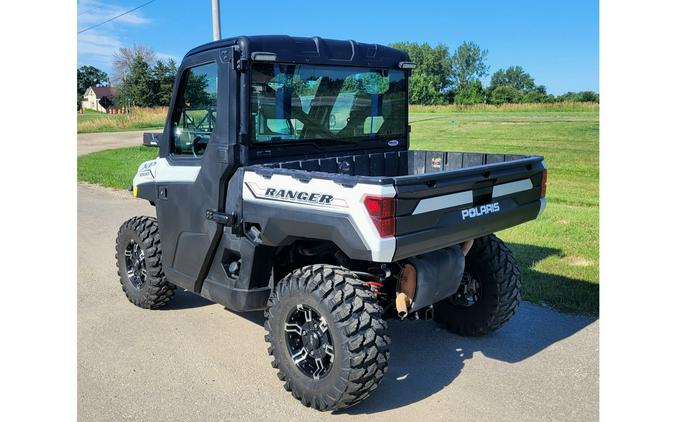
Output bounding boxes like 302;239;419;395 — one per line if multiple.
433;234;521;336
124;239;146;289
284;304;334;380
449;271;481;307
115;216;176;309
264;264;390;411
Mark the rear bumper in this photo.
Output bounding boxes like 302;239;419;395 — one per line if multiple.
393;198;544;261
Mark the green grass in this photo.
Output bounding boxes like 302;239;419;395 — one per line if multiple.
77;109;599;316
77;146;158;189
410;110;599;315
410;101;598;113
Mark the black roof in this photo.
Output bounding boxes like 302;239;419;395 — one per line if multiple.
185;35;409;68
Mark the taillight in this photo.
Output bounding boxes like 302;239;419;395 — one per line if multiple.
540;169;548;198
363;195;396;237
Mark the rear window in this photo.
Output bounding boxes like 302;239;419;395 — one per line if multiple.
250;63;406;145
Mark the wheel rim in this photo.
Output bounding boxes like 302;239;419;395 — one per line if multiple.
284;304;334;380
124;239;146;289
449;271;481;307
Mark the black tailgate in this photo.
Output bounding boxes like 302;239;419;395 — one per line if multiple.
393;153;546;260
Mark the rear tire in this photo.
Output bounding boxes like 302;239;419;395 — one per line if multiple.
434;234;521;336
115;216;175;309
264;265;390;411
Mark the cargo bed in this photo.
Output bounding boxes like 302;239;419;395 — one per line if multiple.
260;150;538;180
243;149;546;261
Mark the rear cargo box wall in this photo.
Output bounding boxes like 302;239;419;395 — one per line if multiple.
408;151;527;174
264;151;527;177
268;151;408;177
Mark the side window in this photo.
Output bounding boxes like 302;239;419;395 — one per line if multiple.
171;62;218;156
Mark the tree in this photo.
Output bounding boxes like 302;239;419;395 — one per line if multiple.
408;71;446;105
522;89;555;103
575;91;600;102
77;65;109;96
112;45;156;84
556;92;577;102
390;42;452;104
118;55;155;107
489;66;536;93
449;41;489;93
490;85;522;105
183;71;211;106
556;91;599;102
151;59;177;106
454;80;486;105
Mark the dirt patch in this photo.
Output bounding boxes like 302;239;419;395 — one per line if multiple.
562;255;594;267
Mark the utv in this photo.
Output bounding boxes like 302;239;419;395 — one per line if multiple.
116;35;547;411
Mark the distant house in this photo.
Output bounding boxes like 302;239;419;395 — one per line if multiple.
82;86;119;113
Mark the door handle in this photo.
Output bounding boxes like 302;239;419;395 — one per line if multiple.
158;186;168;200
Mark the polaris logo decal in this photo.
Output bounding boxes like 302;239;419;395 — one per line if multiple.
245;182;348;208
461;202;500;220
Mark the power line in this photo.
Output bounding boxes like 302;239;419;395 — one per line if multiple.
77;0;158;34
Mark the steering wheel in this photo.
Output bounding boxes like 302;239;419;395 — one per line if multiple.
191;135;208;157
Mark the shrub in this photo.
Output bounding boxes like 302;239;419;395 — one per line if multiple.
490;85;522;105
454;80;486;105
522;90;555;103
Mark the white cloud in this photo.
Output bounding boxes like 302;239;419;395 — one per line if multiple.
77;0;154;72
77;0;152;29
78;32;123;58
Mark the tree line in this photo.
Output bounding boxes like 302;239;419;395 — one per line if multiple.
77;46;177;109
77;42;598;109
390;41;598;105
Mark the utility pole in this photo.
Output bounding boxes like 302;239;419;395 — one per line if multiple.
211;0;221;41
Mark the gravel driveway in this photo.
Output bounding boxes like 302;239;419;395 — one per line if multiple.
77;130;161;156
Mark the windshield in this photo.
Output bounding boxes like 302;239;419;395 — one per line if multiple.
250;63;406;144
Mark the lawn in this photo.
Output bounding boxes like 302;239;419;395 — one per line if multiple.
410;111;599;315
77;109;599;315
78;146;158;189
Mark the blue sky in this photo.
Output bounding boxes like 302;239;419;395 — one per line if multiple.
77;0;598;94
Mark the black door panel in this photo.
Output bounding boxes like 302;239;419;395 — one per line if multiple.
155;49;234;292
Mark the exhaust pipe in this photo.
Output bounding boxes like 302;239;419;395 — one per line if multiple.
461;239;474;256
395;293;410;319
395;264;416;318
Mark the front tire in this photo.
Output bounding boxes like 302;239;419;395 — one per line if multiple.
434;234;521;336
115;216;175;309
264;265;390;411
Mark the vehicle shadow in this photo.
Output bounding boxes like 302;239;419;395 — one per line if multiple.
341;302;594;414
238;310;266;326
162;288;213;310
340;242;598;414
162;243;598;414
508;243;600;316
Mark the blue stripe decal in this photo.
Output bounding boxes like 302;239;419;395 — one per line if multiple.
370;94;382;137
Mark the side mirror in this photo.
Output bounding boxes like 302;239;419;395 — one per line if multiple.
142;132;160;148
